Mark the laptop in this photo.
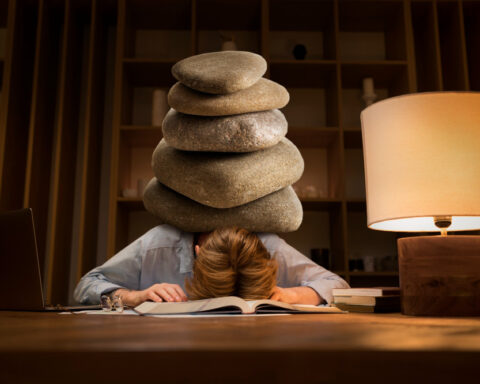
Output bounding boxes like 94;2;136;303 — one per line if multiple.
0;208;100;311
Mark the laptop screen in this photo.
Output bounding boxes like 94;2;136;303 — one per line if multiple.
0;208;45;310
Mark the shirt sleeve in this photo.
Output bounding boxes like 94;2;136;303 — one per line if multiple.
73;236;144;304
273;237;350;305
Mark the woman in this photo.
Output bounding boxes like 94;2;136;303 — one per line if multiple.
74;225;349;307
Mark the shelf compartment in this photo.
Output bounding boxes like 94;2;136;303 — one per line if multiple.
281;202;345;271
463;1;480;90
123;0;191;59
196;0;260;30
197;30;260;54
196;0;261;53
287;127;339;148
346;200;366;212
411;1;442;92
269;0;336;60
344;148;365;200
123;59;176;87
340;62;408;128
117;196;145;210
120;126;163;146
270;61;339;127
121;60;173;125
338;0;407;61
292;130;342;200
436;1;469;90
343;129;362;149
347;210;398;275
118;128;159;200
349;274;399;288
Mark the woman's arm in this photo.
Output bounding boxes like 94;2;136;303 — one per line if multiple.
111;283;188;307
270;237;350;305
73;236;144;304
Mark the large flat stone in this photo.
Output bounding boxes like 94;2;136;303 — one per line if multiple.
168;78;289;116
172;51;267;94
162;108;288;152
152;137;304;208
143;179;303;233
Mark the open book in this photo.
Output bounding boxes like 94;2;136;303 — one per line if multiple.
134;296;344;315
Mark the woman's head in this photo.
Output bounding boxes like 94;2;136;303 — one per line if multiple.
185;227;277;300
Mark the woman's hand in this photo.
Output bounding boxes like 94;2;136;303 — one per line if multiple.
269;286;322;305
113;283;188;307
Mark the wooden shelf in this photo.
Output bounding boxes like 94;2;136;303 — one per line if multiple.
349;271;398;277
341;62;409;91
123;58;180;64
269;59;337;65
301;198;342;212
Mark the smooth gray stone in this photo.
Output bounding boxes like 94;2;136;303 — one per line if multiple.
152;137;304;208
162;109;288;152
143;179;303;233
171;51;267;94
168;78;290;116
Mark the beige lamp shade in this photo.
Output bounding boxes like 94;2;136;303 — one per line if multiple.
361;92;480;232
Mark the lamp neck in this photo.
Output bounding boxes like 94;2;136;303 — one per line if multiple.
434;216;452;237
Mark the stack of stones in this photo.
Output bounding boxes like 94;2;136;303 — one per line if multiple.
143;51;304;233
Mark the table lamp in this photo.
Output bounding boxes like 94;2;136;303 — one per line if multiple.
361;92;480;316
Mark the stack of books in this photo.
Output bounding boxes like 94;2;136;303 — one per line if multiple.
332;287;401;313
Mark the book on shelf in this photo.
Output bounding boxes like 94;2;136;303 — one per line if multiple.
134;296;344;315
332;287;400;297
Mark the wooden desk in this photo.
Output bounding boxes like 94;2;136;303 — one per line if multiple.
1;311;479;384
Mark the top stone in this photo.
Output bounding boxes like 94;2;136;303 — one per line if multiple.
171;51;267;94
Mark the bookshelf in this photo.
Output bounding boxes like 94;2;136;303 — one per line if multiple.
107;0;417;288
0;0;479;302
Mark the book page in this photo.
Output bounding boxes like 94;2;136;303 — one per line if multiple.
135;296;251;315
246;300;343;313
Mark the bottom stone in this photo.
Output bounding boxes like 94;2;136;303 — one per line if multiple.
143;178;303;233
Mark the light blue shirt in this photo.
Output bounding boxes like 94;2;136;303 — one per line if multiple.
74;225;349;305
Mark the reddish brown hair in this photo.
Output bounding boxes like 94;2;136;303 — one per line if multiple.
185;227;277;300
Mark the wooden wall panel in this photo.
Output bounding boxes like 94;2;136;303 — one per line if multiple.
107;0;126;257
45;0;89;304
74;0;106;282
23;0;63;277
0;0;37;210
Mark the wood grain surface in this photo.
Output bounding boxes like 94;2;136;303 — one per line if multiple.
1;311;479;383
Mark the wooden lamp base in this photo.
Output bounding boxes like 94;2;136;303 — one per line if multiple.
398;236;480;316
